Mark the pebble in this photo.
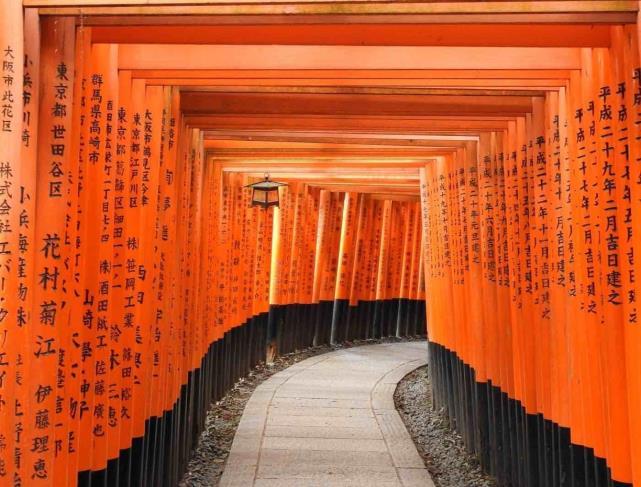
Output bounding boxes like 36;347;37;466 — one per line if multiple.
394;366;498;487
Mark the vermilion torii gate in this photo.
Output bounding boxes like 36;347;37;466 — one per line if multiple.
2;2;641;486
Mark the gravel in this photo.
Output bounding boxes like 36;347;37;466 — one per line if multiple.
394;365;498;487
179;336;424;486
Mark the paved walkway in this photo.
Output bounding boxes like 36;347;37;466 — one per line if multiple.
219;341;434;487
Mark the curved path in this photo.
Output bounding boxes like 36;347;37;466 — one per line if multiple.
219;341;434;487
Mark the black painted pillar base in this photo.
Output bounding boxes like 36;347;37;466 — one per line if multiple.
330;299;349;344
428;341;632;487
77;300;432;487
266;304;282;362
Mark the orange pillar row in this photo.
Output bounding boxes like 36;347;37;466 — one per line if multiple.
259;185;425;355
0;28;295;484
330;191;356;344
422;28;641;487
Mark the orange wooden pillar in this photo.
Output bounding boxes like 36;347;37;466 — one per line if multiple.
271;181;296;354
580;48;610;472
253;177;274;357
514;115;538;424
346;193;365;340
15;8;38;487
502;119;531;483
395;202;414;337
146;85;180;485
385;201;403;337
566;54;607;482
447;151;467;372
352;195;376;339
407;201;423;337
317;192;343;345
330;191;357;344
266;184;283;361
622;21;641;487
311;189;329;346
135;83;165;486
283;182;302;352
30;17;76;486
478;133;500;395
304;186;319;345
415;241;426;335
372;199;392;338
114;68;136;485
529;98;553;483
591;43;633;485
565;67;591;477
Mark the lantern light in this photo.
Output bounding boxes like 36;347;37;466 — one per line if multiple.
245;174;287;208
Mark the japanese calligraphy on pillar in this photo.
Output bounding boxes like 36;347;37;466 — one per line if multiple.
30;17;75;484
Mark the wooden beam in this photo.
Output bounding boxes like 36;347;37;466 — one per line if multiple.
118;44;582;70
25;1;635;12
203;134;471;147
303;183;419;194
63;13;638;25
230;173;420;183
90;23;611;47
220;166;420;176
367;193;420;202
28;1;638;23
133;68;575;80
205;146;452;157
178;86;546;96
212;160;434;172
181;91;533;117
185;115;512;132
149;79;567;91
204;130;477;141
203;138;464;149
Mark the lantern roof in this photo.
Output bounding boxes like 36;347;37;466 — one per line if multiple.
245;176;287;190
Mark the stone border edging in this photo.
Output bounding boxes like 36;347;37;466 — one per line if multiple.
371;355;436;487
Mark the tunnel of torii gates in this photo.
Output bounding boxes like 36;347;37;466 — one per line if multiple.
4;1;641;487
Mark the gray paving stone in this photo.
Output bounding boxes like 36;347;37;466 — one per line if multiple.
266;414;378;428
264;424;383;439
225;450;261;467
274;388;372;400
398;467;436;487
284;354;331;368
268;405;374;417
270;396;371;409
235;419;267;438
254;479;402;487
263;436;388;452
258;448;395;467
219;465;257;486
256;462;398;481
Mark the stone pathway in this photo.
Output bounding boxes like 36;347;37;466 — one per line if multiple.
219;342;434;487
